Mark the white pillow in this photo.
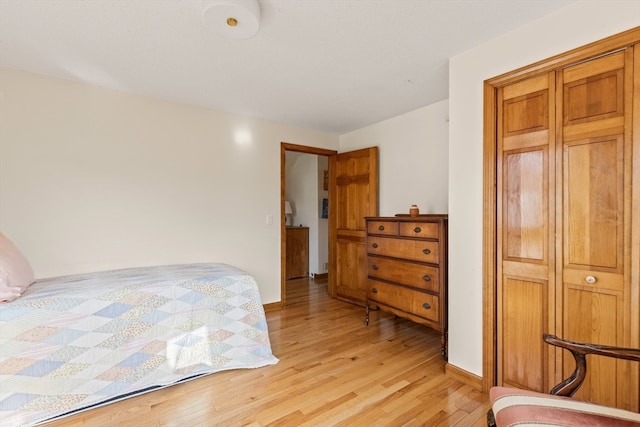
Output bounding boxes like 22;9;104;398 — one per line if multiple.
0;232;35;302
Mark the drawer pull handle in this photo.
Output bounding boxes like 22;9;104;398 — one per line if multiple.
423;248;431;255
422;302;431;310
423;275;431;281
372;288;378;293
372;243;379;249
372;265;378;270
378;225;385;231
585;275;597;284
414;226;422;233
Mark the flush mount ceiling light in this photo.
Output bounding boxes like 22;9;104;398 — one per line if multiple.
202;0;261;39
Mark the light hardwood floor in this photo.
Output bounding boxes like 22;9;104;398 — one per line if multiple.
45;277;490;426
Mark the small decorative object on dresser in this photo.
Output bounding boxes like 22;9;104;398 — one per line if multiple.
364;214;448;359
409;204;419;217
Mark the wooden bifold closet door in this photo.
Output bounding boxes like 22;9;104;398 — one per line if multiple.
496;43;639;411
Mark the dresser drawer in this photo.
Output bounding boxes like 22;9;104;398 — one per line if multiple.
367;221;398;236
367;257;439;293
399;222;439;239
368;281;439;323
367;236;439;264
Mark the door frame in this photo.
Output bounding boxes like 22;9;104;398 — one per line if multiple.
281;142;337;307
482;27;640;392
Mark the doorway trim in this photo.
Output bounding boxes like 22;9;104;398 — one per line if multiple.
281;142;337;307
482;27;640;392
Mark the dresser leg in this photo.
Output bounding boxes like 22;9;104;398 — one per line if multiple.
365;300;380;326
365;302;370;326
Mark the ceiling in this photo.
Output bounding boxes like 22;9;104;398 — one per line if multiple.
0;0;575;134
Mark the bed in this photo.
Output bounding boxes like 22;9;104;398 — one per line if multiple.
0;262;279;427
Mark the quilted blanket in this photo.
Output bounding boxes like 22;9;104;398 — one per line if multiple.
0;263;279;426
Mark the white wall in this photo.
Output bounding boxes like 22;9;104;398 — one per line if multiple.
340;100;449;216
0;67;339;303
448;1;640;376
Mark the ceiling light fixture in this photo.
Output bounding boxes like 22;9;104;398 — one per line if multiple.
202;0;261;40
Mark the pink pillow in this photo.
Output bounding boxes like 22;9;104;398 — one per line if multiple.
0;232;35;302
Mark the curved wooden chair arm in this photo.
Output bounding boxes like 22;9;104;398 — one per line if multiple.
543;334;640;397
488;335;640;426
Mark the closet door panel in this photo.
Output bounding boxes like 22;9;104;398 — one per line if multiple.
501;277;548;391
504;148;547;262
504;90;549;135
563;286;620;407
564;136;623;271
559;49;638;410
563;52;624;126
497;72;556;391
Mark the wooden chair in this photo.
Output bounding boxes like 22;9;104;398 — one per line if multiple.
487;334;640;426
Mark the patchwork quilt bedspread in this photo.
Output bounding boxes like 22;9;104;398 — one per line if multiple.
0;263;279;426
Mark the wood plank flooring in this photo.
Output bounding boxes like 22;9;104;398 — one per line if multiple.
45;277;490;426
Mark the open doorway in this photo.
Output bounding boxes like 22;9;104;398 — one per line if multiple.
280;143;336;307
284;151;328;280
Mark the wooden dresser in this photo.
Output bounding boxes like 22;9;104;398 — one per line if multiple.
365;215;448;358
286;226;309;279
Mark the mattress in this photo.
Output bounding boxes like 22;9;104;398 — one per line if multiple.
0;263;279;426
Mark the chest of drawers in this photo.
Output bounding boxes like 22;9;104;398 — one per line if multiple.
286;226;309;279
365;215;448;358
